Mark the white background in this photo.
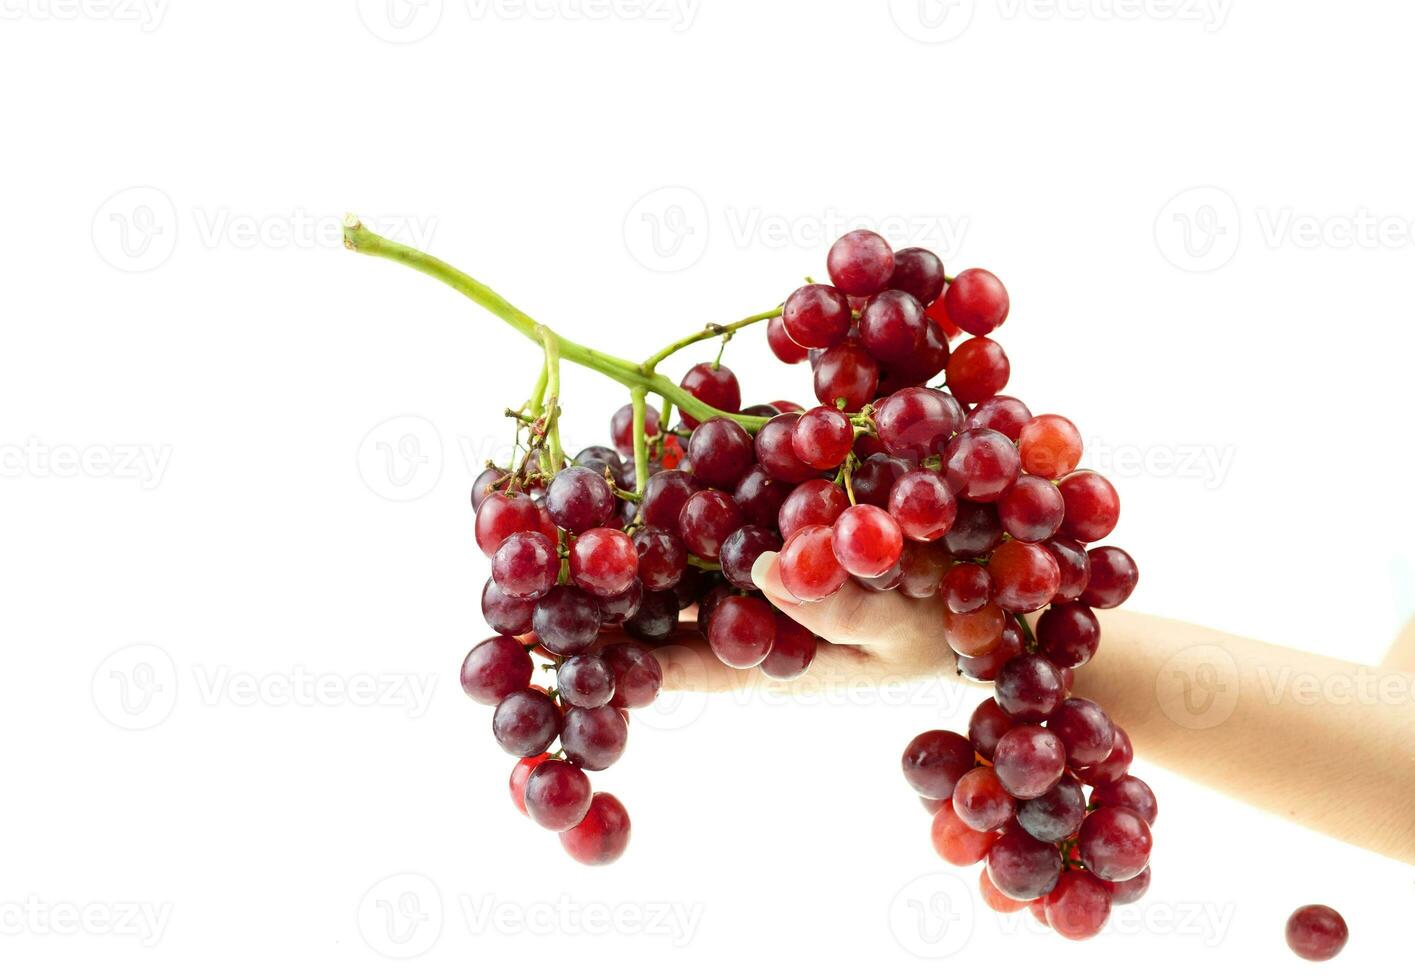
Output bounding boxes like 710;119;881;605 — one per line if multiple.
1;1;1411;975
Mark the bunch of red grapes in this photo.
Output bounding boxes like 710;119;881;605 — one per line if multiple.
460;229;1149;921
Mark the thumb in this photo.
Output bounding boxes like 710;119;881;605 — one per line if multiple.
750;551;939;652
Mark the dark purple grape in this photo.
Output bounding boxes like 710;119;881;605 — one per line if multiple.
561;705;628;770
719;525;782;590
532;585;602;655
492;689;560;756
460;636;533;705
557;653;616;709
544;466;615;534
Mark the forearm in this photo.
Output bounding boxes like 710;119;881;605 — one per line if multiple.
1074;610;1415;864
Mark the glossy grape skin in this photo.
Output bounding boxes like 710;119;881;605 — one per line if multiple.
679;362;742;429
886;247;946;305
688;416;755;489
832;504;904;578
602;643;663;708
955;618;1023;682
887;316;951;385
1080;546;1139;608
640;470;701;529
946;337;1011;404
561;704;629;771
827;229;894;295
553;654;616;710
481;579;536;636
532;585;603;655
945;269;1010;336
766;315;810;363
1046;537;1092;601
1057;471;1121;542
475;491;541;557
931;799;998;866
471;467;511;509
777;478;849;539
623;588;678;644
992;724;1067;799
509;753;548;816
1046;697;1114;767
943;602;1006;657
792;406;854;468
1090;775;1159;826
1285;905;1348;961
979;867;1030;914
524;759;593;831
783;283;852;349
706;594;776;668
568;527;638;599
492;689;561;756
597;577;644;627
573;445;625;483
632;526;686;591
761;614;818;680
968;698;1015;760
542;467;614;535
998;475;1066;542
942;428;1021;503
678;489;744;560
986;828;1062;901
460;637;534;705
560;792;631;866
1075;726;1134;787
1037;601;1101;669
966;395;1032;441
1078;805;1153;882
610;403;660;458
1019;414;1083;480
901;729;975;799
813;343;879;411
850;453;915;509
942;502;1004;559
1108;866;1151;905
888;470;958;542
1044;870;1112;941
896;540;950;599
719;525;781;590
952;766;1016;832
942;563;994;614
754;413;817;483
1016;773;1087;843
995;654;1066;723
733;465;793;527
778;525;849;601
988;540;1061;613
859;289;927;364
874;387;963;462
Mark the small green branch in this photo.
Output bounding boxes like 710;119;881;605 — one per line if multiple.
641;306;783;373
630;386;650;496
343;215;769;432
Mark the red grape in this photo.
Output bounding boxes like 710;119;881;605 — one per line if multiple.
733;465;793;526
707;594;777;668
943;602;1006;657
968;698;1015;760
1080;546;1139;608
460;637;534;705
979;867;1029;913
813;342;879;411
688;416;755;488
778;525;849;601
942;501;1003;559
942;563;994;614
946;337;1011;404
966;395;1032;440
1016;772;1087;843
603;643;662;708
679;362;741;429
1057;471;1120;542
930;799;998;866
1078;805;1152;882
1285;905;1348;962
952;766;1016;832
640;470;700;529
1036;601;1101;668
719;525;781;590
761;614;818;680
832;504;904;578
557;653;616;709
850;453;915;508
827;229;894;295
992;724;1066;799
632;526;686;591
561;704;629;770
998;475;1065;542
988;540;1061;613
754;413;818;482
942;428;1021;503
509;752;548;816
1019;414;1083;480
777;478;849;539
524;759;593;831
886;247;946;306
860;289;927;364
492;689;561;756
987;828;1062;900
792;406;854;469
678;489;744;560
944;269;1009;337
1046;537;1092;601
1089;775;1158;826
532;585;603;655
766;314;810;363
901;729;975;799
560;792;631;865
1043;870;1112;940
482;579;535;636
569;527;639;599
887;470;958;542
475;491;541;558
874;387;963;461
1046;697;1115;766
783;283;852;349
610;404;659;458
1075;726;1134;787
995;654;1066;723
